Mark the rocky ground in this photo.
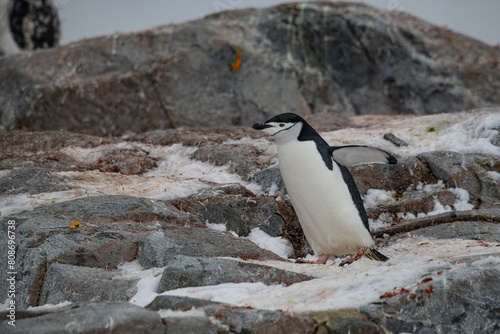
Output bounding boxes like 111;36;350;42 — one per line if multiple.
1;110;499;333
1;1;500;333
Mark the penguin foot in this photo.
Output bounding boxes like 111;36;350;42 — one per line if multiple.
296;254;329;265
339;247;368;266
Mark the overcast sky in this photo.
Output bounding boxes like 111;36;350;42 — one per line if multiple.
56;0;500;46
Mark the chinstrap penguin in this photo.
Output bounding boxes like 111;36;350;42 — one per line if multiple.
252;113;397;266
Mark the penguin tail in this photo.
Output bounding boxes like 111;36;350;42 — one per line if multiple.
364;248;389;262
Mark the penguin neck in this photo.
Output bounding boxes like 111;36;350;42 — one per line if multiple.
297;122;333;170
297;122;328;146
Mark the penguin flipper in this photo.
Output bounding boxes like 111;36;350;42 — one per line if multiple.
329;145;397;167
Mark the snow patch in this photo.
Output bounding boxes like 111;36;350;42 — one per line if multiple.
205;222;238;237
205;222;228;232
487;171;500;183
120;261;164;307
130;275;163;307
363;189;395;209
26;300;73;311
243;228;293;259
0;189;88;217
449;187;475;211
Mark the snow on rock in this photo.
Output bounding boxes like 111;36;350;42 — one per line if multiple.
363;189;396;209
243;228;294;259
0;142;262;217
322;110;500;157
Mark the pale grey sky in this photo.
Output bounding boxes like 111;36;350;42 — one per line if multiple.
55;0;500;46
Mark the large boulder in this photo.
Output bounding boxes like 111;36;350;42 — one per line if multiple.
1;2;499;135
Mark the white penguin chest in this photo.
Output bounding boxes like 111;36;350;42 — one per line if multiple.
277;140;374;255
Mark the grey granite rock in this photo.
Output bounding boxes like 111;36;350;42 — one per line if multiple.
137;227;282;269
0;195;193;309
172;191;286;237
163;316;218;334
1;3;499;135
0;168;71;195
202;304;317;334
418;151;500;208
146;295;226;312
361;253;500;334
39;263;138;305
0;301;165;334
156;256;313;292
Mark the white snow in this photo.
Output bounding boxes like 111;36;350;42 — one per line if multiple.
363;189;395;209
0;189;88;217
487;171;500;183
243;228;294;259
205;222;228;232
427;197;452;215
25;301;73;311
449;187;475;211
130;275;163;307
369;213;393;230
118;261;164;307
205;222;238;237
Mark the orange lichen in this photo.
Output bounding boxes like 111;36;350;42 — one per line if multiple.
231;46;242;72
70;221;82;229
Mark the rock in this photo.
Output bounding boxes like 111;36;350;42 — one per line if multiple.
163;316;218;334
1;108;499;333
351;156;434;196
361;254;500;334
383;133;408;147
250;167;286;195
373;208;500;238
0;130;115;172
171;190;286;237
156;256;313;292
137;226;282;269
367;188;459;220
0;301;165;333
202;304;317;334
313;308;383;333
0;131;157;174
410;220;500;243
0;195;193;308
0;168;71;195
417;151;500;208
1;3;499;135
39;263;138;305
24;195;190;225
146;295;226;312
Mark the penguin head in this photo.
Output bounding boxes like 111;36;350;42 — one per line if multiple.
252;113;304;144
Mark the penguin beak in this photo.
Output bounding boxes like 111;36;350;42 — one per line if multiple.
252;123;272;130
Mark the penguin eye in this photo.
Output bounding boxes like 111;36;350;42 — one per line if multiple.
279;123;285;127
